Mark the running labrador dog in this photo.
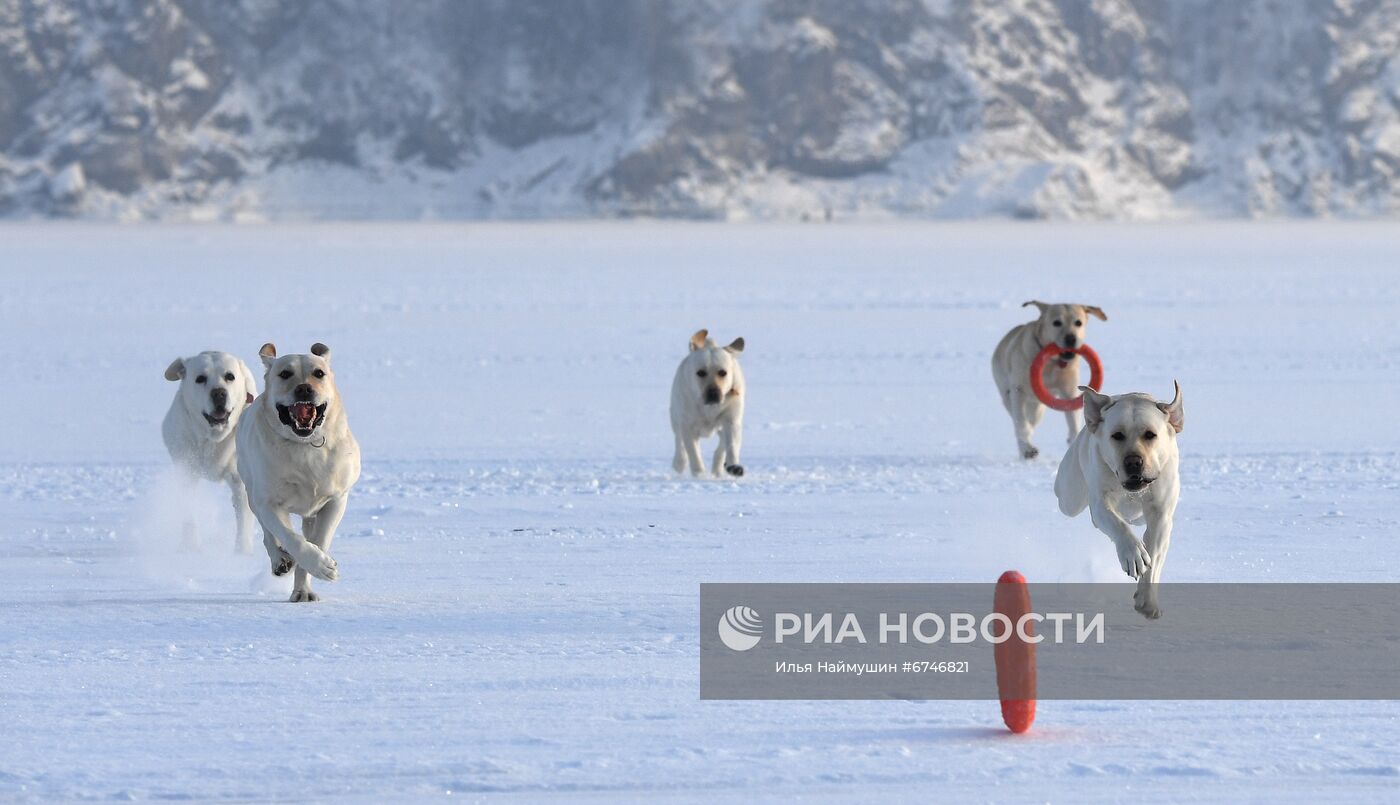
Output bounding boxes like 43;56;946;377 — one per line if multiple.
237;342;361;602
162;350;258;552
1055;382;1184;619
671;329;746;478
992;301;1108;459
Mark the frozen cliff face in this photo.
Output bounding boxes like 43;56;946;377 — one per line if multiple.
0;0;1398;219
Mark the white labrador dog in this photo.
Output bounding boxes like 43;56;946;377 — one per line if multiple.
162;351;258;552
237;342;361;602
992;301;1107;459
1055;382;1184;619
671;329;746;478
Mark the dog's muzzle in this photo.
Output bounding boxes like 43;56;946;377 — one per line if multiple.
1122;475;1156;492
703;386;722;405
1122;453;1152;490
203;388;230;426
277;401;327;437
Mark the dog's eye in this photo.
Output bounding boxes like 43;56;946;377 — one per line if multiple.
1143;430;1157;441
313;369;325;379
1074;319;1083;327
1052;320;1062;327
716;369;727;378
1111;432;1126;441
278;370;294;380
696;370;707;378
194;375;206;384
224;372;235;382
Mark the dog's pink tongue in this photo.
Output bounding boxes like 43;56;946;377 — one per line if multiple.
293;402;315;424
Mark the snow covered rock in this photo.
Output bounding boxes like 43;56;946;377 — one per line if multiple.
48;162;85;204
1;0;1399;219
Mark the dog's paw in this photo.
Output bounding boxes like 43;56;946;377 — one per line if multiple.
1116;539;1151;579
297;545;339;582
1021;446;1039;460
725;464;744;477
270;550;295;577
1133;590;1161;619
1133;585;1163;619
289;588;321;603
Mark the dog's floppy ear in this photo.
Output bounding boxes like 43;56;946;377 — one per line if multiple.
689;329;708;352
164;358;185;381
1080;386;1112;433
310;342;331;362
1022;300;1048;315
1157;380;1184;434
259;343;277;369
1083;305;1108;321
724;337;745;354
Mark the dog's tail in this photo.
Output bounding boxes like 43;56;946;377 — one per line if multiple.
1053;442;1089;517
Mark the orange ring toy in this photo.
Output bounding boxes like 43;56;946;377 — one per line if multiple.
1029;343;1103;412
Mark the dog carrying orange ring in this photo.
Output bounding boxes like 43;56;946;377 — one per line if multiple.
1029;343;1103;411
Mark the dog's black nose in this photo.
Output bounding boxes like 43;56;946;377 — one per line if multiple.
1063;333;1078;348
294;383;316;401
210;387;228;408
703;386;722;405
1124;454;1144;475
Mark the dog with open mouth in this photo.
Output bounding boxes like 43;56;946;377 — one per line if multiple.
236;342;361;602
162;350;259;552
670;329;746;478
991;300;1108;459
1054;382;1185;618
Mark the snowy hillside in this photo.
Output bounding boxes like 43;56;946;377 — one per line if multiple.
3;1;1400;220
2;222;1398;801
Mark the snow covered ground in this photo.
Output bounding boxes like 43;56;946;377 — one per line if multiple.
1;222;1398;801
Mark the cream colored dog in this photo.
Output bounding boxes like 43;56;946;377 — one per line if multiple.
1055;382;1184;619
162;351;258;552
671;329;746;478
236;342;361;602
992;300;1107;459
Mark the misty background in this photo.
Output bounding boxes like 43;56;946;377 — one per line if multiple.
2;0;1398;221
